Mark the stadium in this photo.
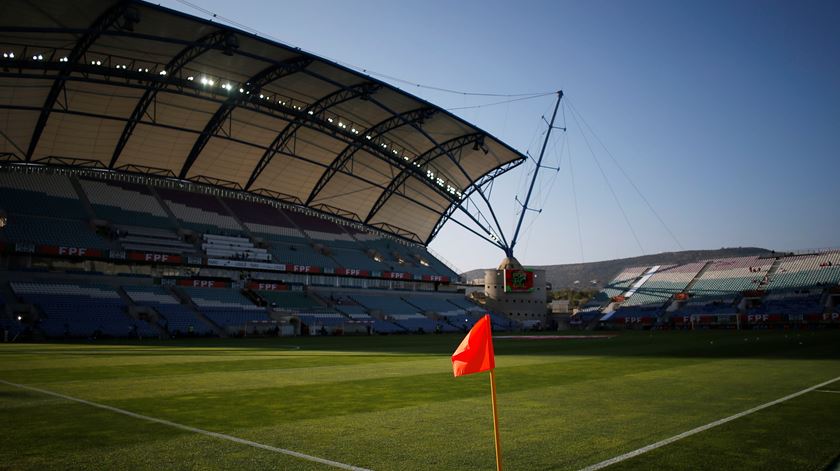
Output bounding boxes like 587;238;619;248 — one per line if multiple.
1;1;839;470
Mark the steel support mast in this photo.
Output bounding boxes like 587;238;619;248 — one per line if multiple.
507;90;563;257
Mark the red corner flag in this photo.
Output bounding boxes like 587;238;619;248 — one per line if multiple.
452;314;495;377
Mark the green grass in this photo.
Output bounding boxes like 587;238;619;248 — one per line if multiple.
1;330;839;470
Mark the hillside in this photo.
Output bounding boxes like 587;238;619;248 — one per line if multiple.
461;247;776;290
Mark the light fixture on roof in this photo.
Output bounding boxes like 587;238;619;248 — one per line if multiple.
365;135;372;140
138;67;149;73
308;110;314;115
159;70;167;76
239;87;244;93
259;94;265;99
187;75;194;81
327;117;334;123
3;52;14;58
32;54;43;60
91;60;102;66
59;56;68;62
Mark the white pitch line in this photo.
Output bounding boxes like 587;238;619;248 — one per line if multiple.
0;379;370;471
579;375;840;471
814;389;840;394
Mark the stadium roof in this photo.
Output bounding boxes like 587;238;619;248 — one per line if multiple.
0;0;526;245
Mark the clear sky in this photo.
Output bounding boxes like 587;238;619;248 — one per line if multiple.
157;0;840;272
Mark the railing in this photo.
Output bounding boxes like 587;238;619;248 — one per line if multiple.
426;246;463;280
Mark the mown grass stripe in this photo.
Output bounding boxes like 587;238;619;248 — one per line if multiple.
0;379;371;471
579;375;840;471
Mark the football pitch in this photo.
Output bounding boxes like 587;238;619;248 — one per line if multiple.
1;331;839;470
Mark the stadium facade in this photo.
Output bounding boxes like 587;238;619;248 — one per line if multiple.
0;0;531;339
1;1;837;341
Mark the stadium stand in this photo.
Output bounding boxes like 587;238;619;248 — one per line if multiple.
257;290;321;310
157;188;243;235
689;256;773;300
224;198;304;241
0;172;87;219
180;287;271;329
570;249;840;330
114;225;197;256
351;293;420;316
622;262;706;307
11;282;157;338
0;293;22;339
1;214;112;250
80;178;174;229
749;291;824;318
765;252;840;290
585;266;649;306
203;234;270;261
678;299;739;317
602;305;661;326
123;285;214;336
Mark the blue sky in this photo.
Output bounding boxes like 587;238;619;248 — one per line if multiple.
157;0;840;272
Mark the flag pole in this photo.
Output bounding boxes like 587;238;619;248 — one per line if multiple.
489;368;502;471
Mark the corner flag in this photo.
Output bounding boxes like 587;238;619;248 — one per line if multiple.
451;314;503;470
452;314;495;377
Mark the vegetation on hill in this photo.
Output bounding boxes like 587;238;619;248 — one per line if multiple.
462;247;775;290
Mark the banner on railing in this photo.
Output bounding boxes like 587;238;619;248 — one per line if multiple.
422;274;450;283
382;271;410;280
336;268;371;277
246;281;289;291
175;278;229;288
128;252;183;264
37;245;103;258
286;264;322;274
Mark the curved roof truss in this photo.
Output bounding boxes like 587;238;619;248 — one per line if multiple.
0;0;526;245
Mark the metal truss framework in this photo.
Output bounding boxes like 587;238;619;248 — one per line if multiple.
109;29;235;169
365;132;485;224
245;81;381;190
1;1;530;249
25;1;132;161
305;106;437;206
178;55;314;179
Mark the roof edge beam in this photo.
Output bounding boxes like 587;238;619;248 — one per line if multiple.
425;158;525;244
